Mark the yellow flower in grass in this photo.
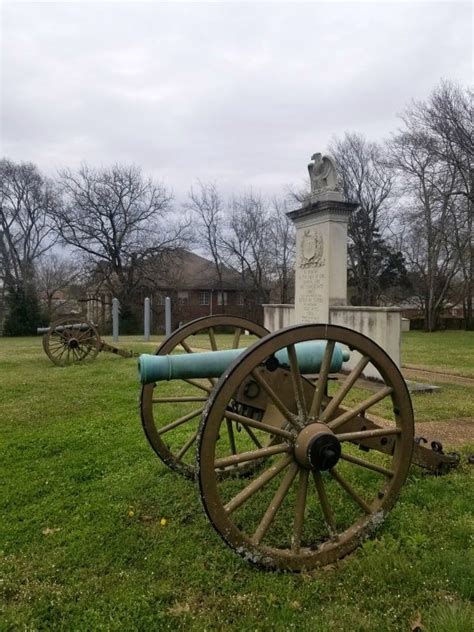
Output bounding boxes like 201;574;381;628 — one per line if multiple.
160;518;167;526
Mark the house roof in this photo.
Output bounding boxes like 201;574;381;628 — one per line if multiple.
152;250;248;291
86;249;252;294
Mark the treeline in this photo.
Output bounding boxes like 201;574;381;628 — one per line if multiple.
0;79;471;333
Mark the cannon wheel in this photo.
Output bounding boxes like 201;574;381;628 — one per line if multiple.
43;317;101;366
197;324;414;571
141;315;269;479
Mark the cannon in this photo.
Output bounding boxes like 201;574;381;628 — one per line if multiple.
38;317;137;366
139;319;460;571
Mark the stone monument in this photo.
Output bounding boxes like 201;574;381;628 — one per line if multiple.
287;153;358;324
263;154;401;378
263;151;403;376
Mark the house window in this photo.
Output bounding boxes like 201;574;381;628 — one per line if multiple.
199;291;210;306
178;291;189;305
217;291;228;306
237;292;244;306
156;293;166;305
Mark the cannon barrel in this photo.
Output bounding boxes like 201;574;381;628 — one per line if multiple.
37;323;94;335
139;341;349;385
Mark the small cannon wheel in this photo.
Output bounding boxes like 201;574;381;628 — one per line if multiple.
197;324;414;571
43;317;101;366
141;315;269;479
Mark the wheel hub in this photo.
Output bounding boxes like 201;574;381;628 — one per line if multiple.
294;423;341;471
68;338;79;349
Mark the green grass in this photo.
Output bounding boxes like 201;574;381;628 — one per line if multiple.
402;330;474;377
0;336;473;631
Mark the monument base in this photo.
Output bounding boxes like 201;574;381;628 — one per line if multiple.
262;303;402;379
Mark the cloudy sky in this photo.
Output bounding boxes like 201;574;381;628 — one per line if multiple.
1;1;472;200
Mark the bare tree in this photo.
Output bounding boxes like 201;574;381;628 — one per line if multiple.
0;159;57;289
399;81;472;329
53;163;183;329
222;192;274;309
268;198;295;303
389;126;460;331
36;253;82;320
329;133;396;305
186;181;226;305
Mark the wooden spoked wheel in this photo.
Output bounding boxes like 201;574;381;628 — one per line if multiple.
197;324;414;571
140;315;269;479
43;317;101;366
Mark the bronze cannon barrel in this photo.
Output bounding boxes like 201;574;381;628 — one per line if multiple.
139;341;350;385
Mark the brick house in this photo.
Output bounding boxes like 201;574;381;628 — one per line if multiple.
86;250;262;333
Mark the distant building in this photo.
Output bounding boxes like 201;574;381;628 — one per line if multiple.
86;250;262;332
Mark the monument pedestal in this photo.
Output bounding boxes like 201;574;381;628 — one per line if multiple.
287;199;358;324
264;151;403;376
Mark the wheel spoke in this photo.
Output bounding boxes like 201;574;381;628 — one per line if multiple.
330;467;371;514
76;328;93;342
242;424;263;448
313;471;337;536
180;339;193;353
208;327;217;351
251;462;299;545
157;407;204;435
48;339;64;349
226;419;237;454
320;356;370;422
56;345;68;361
224;410;293;440
287;344;307;418
176;429;199;459
54;330;68;343
340;452;395;477
183;379;212;394
250;369;300;430
224;455;293;514
336;427;401;442
214;443;290;469
327;386;394;431
309;341;335;419
292;468;309;552
232;328;242;349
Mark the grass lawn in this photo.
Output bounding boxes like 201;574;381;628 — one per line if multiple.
0;335;473;631
402;330;474;378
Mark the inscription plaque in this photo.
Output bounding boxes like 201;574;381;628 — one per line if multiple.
295;227;328;324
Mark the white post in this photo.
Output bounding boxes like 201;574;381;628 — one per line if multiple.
144;297;151;341
165;296;171;337
112;298;119;342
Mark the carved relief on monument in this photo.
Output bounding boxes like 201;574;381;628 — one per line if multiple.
296;226;327;323
299;227;325;268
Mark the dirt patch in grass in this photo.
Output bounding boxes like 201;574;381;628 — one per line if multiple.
367;413;473;448
414;418;474;447
403;366;474;387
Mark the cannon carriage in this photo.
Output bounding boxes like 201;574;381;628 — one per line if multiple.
38;317;137;366
139;315;460;571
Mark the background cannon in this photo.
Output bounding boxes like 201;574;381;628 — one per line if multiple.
139;320;461;571
38;317;137;366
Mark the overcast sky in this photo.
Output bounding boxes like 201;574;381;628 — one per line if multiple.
1;1;472;201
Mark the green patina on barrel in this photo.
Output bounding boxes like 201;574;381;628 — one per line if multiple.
139;341;349;385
